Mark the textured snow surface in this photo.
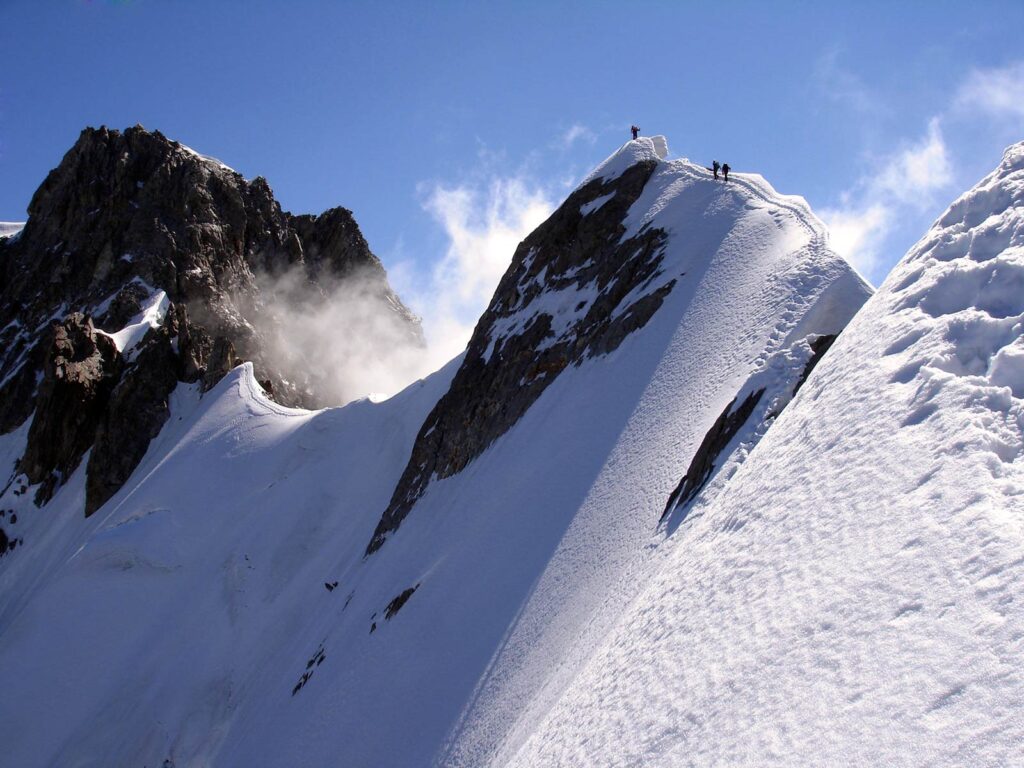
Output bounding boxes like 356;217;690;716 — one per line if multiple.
583;135;667;184
505;141;1024;767
0;136;889;767
0;222;25;238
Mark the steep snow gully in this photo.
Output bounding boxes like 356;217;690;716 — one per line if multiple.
3;136;1022;767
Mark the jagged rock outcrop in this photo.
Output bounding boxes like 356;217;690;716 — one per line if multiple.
85;326;179;515
0;124;420;514
19;314;123;505
289;207;385;282
659;332;843;524
368;158;673;552
792;333;837;395
660;388;765;520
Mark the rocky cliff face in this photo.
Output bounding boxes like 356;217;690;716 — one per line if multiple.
0;125;420;514
368;156;674;552
367;137;871;555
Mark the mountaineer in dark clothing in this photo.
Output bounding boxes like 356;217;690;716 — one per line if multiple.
712;160;721;180
722;163;731;182
631;125;640;140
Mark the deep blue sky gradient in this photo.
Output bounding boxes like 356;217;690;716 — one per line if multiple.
2;0;1023;287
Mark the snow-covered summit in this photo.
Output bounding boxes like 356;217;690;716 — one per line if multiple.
584;136;833;250
369;132;870;552
584;134;670;183
501;141;1024;767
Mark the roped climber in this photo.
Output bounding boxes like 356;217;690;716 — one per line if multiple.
722;163;731;182
712;160;720;180
631;125;639;140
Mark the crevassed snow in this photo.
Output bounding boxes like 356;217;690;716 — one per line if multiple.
103;288;169;360
503;141;1024;767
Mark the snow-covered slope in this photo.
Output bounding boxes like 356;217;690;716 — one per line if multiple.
0;137;872;767
505;142;1024;767
0;222;25;239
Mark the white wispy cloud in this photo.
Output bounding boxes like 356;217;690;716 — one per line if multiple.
560;123;596;149
955;61;1024;123
814;49;879;115
247;263;430;406
253;171;558;406
820;202;891;279
821;118;952;280
392;175;556;370
873;118;953;203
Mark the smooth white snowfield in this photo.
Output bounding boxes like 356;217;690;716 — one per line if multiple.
507;142;1024;767
0;137;879;767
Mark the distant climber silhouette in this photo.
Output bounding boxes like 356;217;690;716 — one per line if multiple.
722;163;731;182
631;125;639;140
712;160;720;180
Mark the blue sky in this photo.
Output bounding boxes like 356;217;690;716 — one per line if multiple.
2;0;1023;353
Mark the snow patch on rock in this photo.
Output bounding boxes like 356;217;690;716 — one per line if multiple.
579;191;616;216
102;289;169;361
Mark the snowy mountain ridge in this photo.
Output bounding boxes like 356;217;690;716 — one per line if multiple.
1;135;1022;767
500;139;1024;766
369;137;868;554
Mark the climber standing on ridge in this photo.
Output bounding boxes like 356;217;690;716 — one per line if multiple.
722;162;731;182
631;125;639;140
712;160;720;180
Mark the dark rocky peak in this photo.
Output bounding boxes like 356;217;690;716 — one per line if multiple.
2;125;408;341
368;152;673;553
0;124;420;517
9;126;274;311
289;206;377;281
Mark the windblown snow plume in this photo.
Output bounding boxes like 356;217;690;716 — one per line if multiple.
248;264;428;405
